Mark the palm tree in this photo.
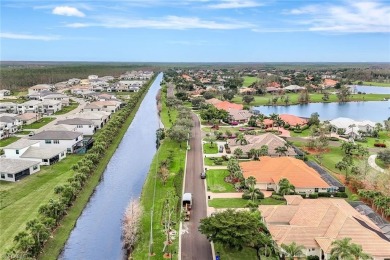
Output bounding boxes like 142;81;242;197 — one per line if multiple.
280;242;305;260
234;148;244;158
330;238;372;260
260;145;269;156
235;133;248;145
278;178;295;195
348;124;357;140
246;176;263;202
275;146;288;157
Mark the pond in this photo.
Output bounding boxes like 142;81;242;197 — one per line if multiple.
348;85;390;94
59;73;162;260
253;101;390;122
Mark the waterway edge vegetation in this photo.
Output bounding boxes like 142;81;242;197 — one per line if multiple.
1;75;157;259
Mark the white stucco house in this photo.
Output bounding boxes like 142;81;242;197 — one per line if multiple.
29;130;84;153
56;118;96;136
0;158;41;182
330;117;377;138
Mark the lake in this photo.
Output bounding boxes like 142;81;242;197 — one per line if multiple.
348;85;390;94
253;101;390;122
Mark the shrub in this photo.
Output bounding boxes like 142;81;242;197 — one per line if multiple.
309;193;318;199
307;256;320;260
271;191;278;195
271;194;285;201
221;155;228;161
327;137;339;141
293;129;302;133
334;192;348;198
242;191;251;200
374;143;386;148
214;158;223;165
318;192;332;197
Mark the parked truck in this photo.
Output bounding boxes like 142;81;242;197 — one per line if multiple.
182;193;192;221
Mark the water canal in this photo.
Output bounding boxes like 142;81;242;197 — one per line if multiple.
253;100;390;122
60;73;163;260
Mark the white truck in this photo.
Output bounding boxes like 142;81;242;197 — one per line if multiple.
182;193;192;221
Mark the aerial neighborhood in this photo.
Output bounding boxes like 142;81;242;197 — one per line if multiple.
0;70;153;182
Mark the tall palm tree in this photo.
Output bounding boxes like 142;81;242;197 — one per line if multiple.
330;238;372;260
260;145;269;156
275;146;288;157
350;243;372;260
280;242;305;260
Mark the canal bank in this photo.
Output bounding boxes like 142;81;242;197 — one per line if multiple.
38;74;162;260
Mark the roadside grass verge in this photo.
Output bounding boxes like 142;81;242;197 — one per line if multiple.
206;170;235;193
203;143;218;154
17;131;31;135
204;157;228;166
0;136;20;147
53;102;79;115
23;117;55;129
0;155;82;254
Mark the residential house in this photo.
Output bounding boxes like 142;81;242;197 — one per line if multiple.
88;100;121;113
68;111;110;129
83;103;103;112
280;114;308;127
3;138;67;165
284;85;306;92
29;130;84;153
205;98;222;106
28;84;53;95
0;158;41;182
16;112;41;125
0;89;11;97
240;157;329;194
323;79;338;88
56;118;96;136
330;117;377;138
214;101;243;111
88;75;99;80
0;102;18;113
239;87;256;95
40;99;62;115
42;93;70;106
17;100;41;114
28;90;53;100
0;115;21;139
259;196;390;260
228;133;297;157
227;108;253;124
67;78;81;86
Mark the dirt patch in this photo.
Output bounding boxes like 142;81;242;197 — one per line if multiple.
302;147;331;155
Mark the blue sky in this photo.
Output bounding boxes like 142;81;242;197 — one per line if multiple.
1;0;390;62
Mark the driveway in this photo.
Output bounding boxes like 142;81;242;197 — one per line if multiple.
181;113;213;260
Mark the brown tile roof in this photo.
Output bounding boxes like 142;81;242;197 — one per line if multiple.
240;157;329;188
228;133;296;156
280;114;308;126
205;98;222;105
323;79;338;87
16;112;39;120
214;101;243;111
259;198;390;257
227;108;253;121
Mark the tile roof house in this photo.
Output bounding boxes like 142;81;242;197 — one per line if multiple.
56;118;96;136
259;196;390;260
214;101;243;111
228;133;297;157
68;111;110;129
88;100;121;113
240;157;329;194
0;102;18;113
0;158;41;182
284;85;306;91
280;114;308;127
16;112;41;125
28;84;54;95
0;115;21;139
29;130;83;153
227;108;253;123
205;98;222;106
323;79;338;88
330;117;376;138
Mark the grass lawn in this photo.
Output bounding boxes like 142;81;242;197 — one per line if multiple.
242;76;261;87
160;85;178;128
231;93;390;106
289;127;312;137
204;157;228;166
356;131;390;149
375;158;387;170
206;170;235;193
17;131;31;135
354;81;390;87
53;102;79;115
0;155;82;254
201;126;241;134
0;136;20;147
23;117;55;129
259;197;286;205
209;198;251;208
203;143;218;154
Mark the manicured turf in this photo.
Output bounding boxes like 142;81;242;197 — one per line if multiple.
289;127;312;137
0;155;82;254
355;131;389;148
231;93;390;106
213;243;278;260
160;85;178;128
17;131;31;135
53;102;79;115
203;142;218;154
0;136;20;147
206;169;235;193
208;197;286;208
259;197;287;205
242;76;261;87
204;157;228;166
375;158;387;170
353;81;390;87
22;117;55;129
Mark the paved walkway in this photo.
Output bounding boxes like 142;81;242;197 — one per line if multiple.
368;154;385;173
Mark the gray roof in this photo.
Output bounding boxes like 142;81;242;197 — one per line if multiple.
0;158;39;174
21;146;66;159
0;116;17;123
4;139;40;149
57;118;94;125
29;130;82;140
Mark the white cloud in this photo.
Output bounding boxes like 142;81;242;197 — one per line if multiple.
0;32;60;41
52;6;85;17
207;0;263;9
284;1;390;33
66;15;254;30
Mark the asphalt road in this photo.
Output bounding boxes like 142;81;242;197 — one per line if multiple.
181;113;213;260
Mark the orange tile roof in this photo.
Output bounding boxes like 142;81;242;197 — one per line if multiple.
268;82;281;88
214;101;243;111
205;98;222;105
240;157;329;188
279;114;308;126
323;79;338;87
259;198;390;258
